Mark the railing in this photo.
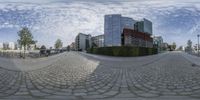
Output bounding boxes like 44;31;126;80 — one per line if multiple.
0;51;23;58
0;49;69;58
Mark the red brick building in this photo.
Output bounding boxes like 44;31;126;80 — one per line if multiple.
122;28;153;48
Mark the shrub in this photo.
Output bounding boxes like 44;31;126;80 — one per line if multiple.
112;47;120;56
129;47;139;56
87;46;157;57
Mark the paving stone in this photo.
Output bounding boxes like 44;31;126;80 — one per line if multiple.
0;52;199;100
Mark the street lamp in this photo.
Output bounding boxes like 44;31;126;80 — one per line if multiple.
198;34;200;57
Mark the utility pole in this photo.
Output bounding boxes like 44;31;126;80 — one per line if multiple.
198;34;200;57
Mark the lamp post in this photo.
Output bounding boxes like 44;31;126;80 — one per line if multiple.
198;34;200;57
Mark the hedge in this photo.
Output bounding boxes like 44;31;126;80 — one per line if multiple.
87;46;157;57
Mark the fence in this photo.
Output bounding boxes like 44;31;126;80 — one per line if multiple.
0;51;23;58
0;49;68;58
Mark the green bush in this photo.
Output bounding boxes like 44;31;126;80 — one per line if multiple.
112;47;120;56
148;48;152;55
87;46;157;57
129;47;139;56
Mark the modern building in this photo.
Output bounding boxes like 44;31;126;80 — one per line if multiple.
153;36;163;52
122;28;153;48
134;18;153;35
91;35;104;47
104;14;136;47
75;33;92;51
104;14;153;47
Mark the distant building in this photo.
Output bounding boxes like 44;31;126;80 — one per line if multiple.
161;42;168;50
28;44;36;50
104;14;153;47
153;36;163;52
0;43;3;49
3;43;9;50
104;14;136;47
8;42;17;50
182;46;185;51
21;46;27;50
122;28;153;48
75;33;92;51
91;35;104;47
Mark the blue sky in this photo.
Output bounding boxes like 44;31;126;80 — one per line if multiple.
0;0;200;47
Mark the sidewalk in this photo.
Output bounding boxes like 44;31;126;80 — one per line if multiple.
181;52;200;66
0;51;69;71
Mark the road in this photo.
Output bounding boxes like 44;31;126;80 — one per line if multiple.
0;51;200;100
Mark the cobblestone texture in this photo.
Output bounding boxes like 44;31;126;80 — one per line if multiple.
0;52;200;100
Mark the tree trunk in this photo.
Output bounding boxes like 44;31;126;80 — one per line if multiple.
24;45;26;59
20;46;22;58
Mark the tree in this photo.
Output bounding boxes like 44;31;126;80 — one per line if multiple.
40;45;46;55
67;45;70;51
194;45;197;51
172;42;176;50
187;40;192;48
177;46;183;51
168;45;173;51
54;39;63;49
186;40;192;52
40;45;46;50
17;27;35;58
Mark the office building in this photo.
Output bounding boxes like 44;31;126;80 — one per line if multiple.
91;35;104;47
104;14;136;47
75;33;92;51
134;18;153;35
122;28;153;48
104;14;153;47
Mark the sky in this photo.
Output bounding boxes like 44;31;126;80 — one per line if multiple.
0;0;200;47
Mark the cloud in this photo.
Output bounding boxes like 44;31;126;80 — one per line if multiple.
0;1;200;47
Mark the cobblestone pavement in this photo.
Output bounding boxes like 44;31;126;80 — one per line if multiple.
0;52;200;100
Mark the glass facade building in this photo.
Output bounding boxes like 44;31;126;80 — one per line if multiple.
104;14;136;47
104;14;121;47
104;14;152;47
134;18;152;35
